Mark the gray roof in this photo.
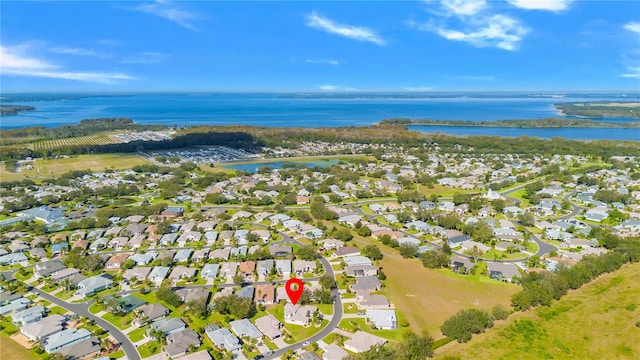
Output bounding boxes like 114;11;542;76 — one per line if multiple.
42;327;91;353
149;317;186;335
205;324;241;351
351;276;382;291
229;318;263;339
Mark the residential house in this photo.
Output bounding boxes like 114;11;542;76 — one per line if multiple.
355;291;390;310
254;284;276;306
41;328;92;353
254;314;282;340
205;325;241;352
334;246;360;258
343;256;373;267
344;265;378;277
283;303;317;326
105;253;131;270
123;267;152;283
165;329;201;358
176;288;210;304
75;275;113;298
487;263;521;282
219;262;239;280
239;261;256;278
366;310;397;330
450;256;474;274
351;276;382;292
322;343;349;360
147;266;171;286
173;249;193;263
147;317;187;337
20;314;65;341
134;303;170;325
344;331;387;353
229;319;263;339
201;264;220;280
128;251;158;266
57;337;102;360
293;260;316;277
169;266;197;282
270;244;293;257
256;260;274;276
34;260;66;278
276;259;292;277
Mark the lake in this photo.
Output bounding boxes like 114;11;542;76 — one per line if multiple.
223;159;340;173
1;92;638;141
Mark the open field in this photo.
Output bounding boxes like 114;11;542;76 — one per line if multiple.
0;333;40;360
380;257;520;338
0;153;151;181
436;262;640;359
417;184;476;198
30;133;120;151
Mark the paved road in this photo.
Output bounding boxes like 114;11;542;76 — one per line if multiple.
25;284;141;360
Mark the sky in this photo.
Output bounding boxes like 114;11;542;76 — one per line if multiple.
1;0;639;92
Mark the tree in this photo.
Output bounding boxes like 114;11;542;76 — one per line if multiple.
399;244;418;258
156;280;183;308
186;297;209;318
357;225;372;237
440;309;494;343
312;289;333;304
213;294;256;319
518;212;535;227
421;250;450;269
296;245;318;261
233;274;245;286
334;228;353;242
319;274;336;289
491;199;506;212
361;244;383;261
121;259;135;270
492;305;511;320
377;270;387;281
396;332;434;359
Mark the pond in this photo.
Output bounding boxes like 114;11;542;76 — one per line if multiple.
222;159;341;173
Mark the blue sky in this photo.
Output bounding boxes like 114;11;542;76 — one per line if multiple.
1;0;639;92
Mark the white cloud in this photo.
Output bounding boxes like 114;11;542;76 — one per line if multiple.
435;14;528;50
415;1;528;51
132;0;199;31
121;52;168;64
506;0;573;11
0;45;134;83
305;59;339;66
624;22;640;33
318;84;356;91
441;0;486;16
50;47;101;57
620;67;640;79
306;12;386;46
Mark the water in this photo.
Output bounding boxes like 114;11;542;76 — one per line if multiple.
1;92;638;140
223;159;340;173
409;125;639;141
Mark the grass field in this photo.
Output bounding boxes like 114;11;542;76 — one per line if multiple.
417;184;476;198
0;153;151;181
30;133;120;151
435;262;640;359
0;333;40;360
380;256;519;338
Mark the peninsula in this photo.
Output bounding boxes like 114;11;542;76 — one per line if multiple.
555;102;640;119
379;117;640;128
0;105;36;116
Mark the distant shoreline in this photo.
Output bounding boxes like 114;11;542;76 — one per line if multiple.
0;105;36;116
380;117;640;128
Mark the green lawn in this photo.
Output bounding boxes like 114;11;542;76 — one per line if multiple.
89;303;103;314
48;306;69;315
509;188;530;208
102;311;135;330
110;350;125;359
0;333;42;360
138;341;162;358
316;304;334;316
128;327;147;342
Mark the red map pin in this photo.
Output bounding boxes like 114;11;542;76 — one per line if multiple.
285;278;304;305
